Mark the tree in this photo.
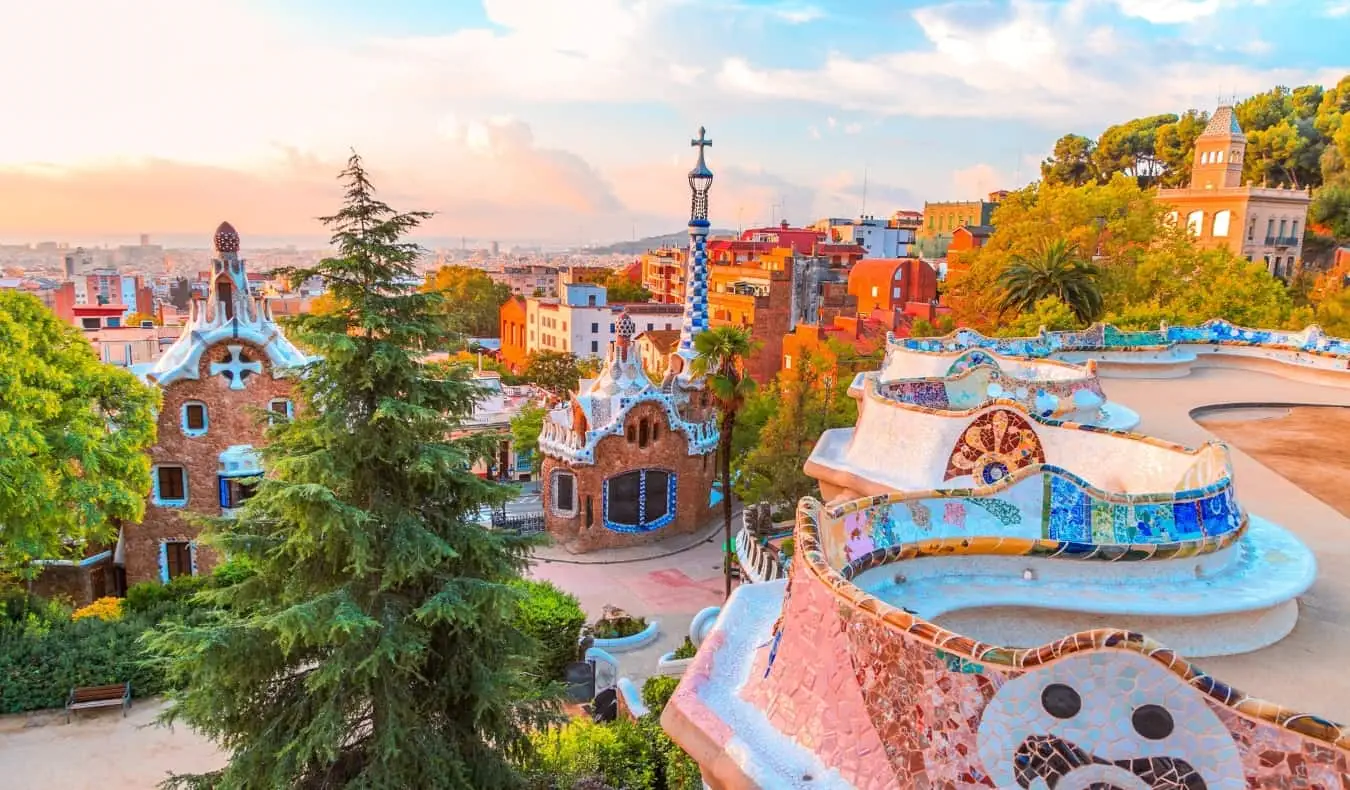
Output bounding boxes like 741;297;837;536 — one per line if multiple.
692;326;756;600
1312;182;1350;240
521;350;596;397
425;265;513;337
148;154;556;789
995;297;1081;337
998;239;1103;323
1040;134;1098;187
0;291;158;577
123;311;159;327
1153;110;1208;187
510;404;547;466
1092;114;1176;184
602;272;652;303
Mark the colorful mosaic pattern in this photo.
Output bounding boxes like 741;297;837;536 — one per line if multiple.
677;224;710;356
944;408;1047;483
946;349;1000;376
895;319;1350;359
880;364;1107;419
600;468;677;533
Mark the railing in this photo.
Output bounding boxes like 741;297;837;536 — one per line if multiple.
1265;235;1300;247
490;510;545;534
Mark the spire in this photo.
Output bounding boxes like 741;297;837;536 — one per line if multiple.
208;220;250;323
1200;106;1244;140
675;126;713;380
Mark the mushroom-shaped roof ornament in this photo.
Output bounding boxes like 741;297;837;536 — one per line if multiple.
213;221;240;254
616;311;636;343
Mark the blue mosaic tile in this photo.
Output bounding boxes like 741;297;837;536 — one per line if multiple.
1046;475;1091;542
1172;499;1203;539
1130;502;1176;542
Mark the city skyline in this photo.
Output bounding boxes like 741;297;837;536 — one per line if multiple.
1;0;1347;243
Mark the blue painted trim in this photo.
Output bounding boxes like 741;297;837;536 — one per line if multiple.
592;620;661;653
602;468;677;533
689;606;721;645
158;543;169;583
180;401;208;437
151;465;188;508
616;677;648;717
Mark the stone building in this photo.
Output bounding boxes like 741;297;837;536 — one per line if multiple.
1158;105;1312;279
124;221;310;585
537;129;721;553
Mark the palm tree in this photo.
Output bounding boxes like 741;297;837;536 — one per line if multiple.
998;239;1103;323
693;326;757;600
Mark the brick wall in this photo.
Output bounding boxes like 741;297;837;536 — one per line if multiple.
541;401;717;553
126;340;295;586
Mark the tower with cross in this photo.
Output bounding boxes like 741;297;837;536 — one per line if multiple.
675;127;714;379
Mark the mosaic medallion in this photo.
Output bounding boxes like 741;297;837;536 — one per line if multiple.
944;408;1047;482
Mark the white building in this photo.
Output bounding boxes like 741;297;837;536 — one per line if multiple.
525;284;683;361
832;217;916;259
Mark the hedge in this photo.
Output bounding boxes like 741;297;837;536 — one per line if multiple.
513;579;587;684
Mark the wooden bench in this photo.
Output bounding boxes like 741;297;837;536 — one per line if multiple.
65;683;131;723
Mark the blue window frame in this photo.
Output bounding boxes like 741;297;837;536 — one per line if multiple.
602;468;676;533
152;465;188;507
181;401;208;436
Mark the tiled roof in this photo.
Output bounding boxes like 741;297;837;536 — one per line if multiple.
1201;106;1244;139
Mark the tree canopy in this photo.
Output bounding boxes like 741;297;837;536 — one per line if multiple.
149;154;555;789
425;265;513;338
601;271;652;303
520;350;599;397
0;291;158;576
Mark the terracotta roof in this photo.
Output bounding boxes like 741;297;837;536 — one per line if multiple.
1201;106;1244;140
635;329;681;353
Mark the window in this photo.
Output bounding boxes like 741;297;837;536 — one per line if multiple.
626;423;637;442
1279;219;1287;238
609;323;616;333
106;317;120;328
1291;220;1299;238
1267;218;1275;238
162;541;195;581
892;287;901;299
1186;211;1204;237
647;323;654;331
665;323;672;330
268;399;293;424
218;282;234;320
1212;210;1231;238
585;496;594;527
587;295;596;307
182;401;208;436
154;465;188;506
870;285;879;298
551;470;577;516
81;317;101;330
591;341;598;353
1247;218;1256;241
219;477;257;509
1216;151;1224;163
651;422;660;443
591;322;599;333
603;469;675;532
784;355;792;370
639;418;650;449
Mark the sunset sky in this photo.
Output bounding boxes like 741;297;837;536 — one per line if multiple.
1;0;1347;246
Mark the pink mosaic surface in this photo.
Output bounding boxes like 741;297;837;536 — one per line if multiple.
722;558;1350;789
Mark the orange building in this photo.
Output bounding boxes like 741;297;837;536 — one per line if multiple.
498;295;529;372
944;225;994;276
781;316;890;377
641;247;686;304
847;258;938;315
1158;105;1312;279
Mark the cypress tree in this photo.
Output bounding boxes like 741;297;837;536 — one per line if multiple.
150;154;556;789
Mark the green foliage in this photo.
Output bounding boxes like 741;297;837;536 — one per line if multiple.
602;272;652;303
998;239;1103;323
592;615;647;640
511;404;548;463
513;580;586;683
426;264;514;337
523;350;597;397
995;297;1082;337
524;715;700;790
908;315;956;338
670;637;698;661
642;675;681;713
779;537;795;559
123;575;209;615
693;326;758;600
0;613;171;714
1040;134;1097;187
147;154;556;790
1312;181;1350;240
0;290;159;577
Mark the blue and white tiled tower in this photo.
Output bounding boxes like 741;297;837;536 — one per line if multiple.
675;126;714;381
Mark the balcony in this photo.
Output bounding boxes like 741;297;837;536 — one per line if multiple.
1264;236;1300;247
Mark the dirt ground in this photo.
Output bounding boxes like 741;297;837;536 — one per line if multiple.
1195;405;1350;518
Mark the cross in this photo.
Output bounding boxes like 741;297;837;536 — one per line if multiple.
210;344;262;390
691;127;712;155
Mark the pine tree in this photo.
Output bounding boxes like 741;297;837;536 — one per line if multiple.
149;154;557;789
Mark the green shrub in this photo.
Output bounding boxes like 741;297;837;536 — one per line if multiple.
671;637;697;661
209;556;256;587
513;579;586;683
123;575;210;615
641;675;680;715
592;615;647;640
0;614;169;713
779;536;795;558
526;717;661;790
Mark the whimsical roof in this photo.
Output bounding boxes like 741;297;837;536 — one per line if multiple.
1201;105;1245;140
134;221;309;389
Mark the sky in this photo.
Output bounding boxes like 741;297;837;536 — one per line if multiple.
0;0;1347;247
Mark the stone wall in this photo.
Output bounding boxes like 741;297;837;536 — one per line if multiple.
126;340;295;586
542;400;718;552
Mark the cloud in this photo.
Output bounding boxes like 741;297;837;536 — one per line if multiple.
951;163;1007;199
843;122;864;135
1327;1;1350;16
1108;0;1221;24
713;0;1345;128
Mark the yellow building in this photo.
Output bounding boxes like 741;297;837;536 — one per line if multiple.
918;192;1004;257
1158;105;1311;279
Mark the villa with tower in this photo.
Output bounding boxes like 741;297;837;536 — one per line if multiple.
121;222;310;586
1159;104;1312;279
537;129;721;552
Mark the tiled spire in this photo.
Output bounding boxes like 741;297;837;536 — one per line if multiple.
676;127;713;379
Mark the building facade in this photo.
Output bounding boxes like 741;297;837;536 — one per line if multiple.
519;286;682;361
537;129;721;553
944;224;994;277
124;222;310;586
847;258;939;315
1158;105;1312;279
918;194;1004;257
499;295;529;372
641;247;687;304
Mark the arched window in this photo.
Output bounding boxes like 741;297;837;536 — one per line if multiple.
603;469;676;532
1216;150;1224;163
638;418;650;449
1212;210;1231;238
651;421;660;443
550;470;578;517
1186;211;1204;237
626;423;637;443
181;401;208;437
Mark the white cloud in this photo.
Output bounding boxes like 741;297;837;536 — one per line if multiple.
769;4;826;24
1326;1;1350;16
808;125;822;139
952;163;1007;199
843;122;864;134
713;0;1345;127
1108;0;1221;24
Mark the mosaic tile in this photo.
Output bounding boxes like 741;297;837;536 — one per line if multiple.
1046;475;1091;542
